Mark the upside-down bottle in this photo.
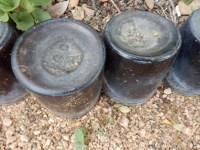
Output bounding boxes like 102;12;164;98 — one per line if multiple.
166;9;200;96
11;19;105;118
103;11;181;105
0;22;27;104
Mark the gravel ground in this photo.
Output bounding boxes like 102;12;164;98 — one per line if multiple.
0;0;200;150
0;89;200;150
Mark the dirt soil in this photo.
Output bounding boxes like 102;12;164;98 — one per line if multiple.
0;0;200;150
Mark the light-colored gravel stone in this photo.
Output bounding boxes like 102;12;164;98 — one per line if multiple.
119;116;129;129
2;118;12;127
33;131;41;136
164;88;172;95
20;135;29;142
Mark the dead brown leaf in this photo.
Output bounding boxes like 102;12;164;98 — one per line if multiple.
82;4;95;18
102;15;111;29
71;6;85;20
145;0;154;9
48;1;69;18
160;119;172;126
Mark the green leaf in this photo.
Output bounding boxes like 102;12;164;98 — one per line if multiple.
20;0;34;13
29;0;52;6
114;103;123;108
0;0;20;12
74;128;86;143
92;121;100;132
183;0;193;5
91;121;105;136
9;12;19;24
73;143;87;150
98;128;105;136
9;12;34;31
32;8;51;23
173;123;186;132
73;128;87;150
114;104;131;113
118;106;131;113
0;9;8;22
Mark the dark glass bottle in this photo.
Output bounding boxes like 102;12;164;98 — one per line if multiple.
11;19;105;118
166;10;200;96
103;11;181;105
0;22;27;104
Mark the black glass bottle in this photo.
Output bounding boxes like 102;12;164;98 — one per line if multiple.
0;22;27;104
11;19;105;118
166;10;200;96
103;11;181;105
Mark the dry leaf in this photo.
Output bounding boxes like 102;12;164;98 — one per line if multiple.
118;106;131;113
114;103;131;113
178;0;200;15
71;6;85;20
102;15;111;29
69;0;79;10
160;119;172;126
48;1;69;18
102;15;111;24
173;124;186;132
145;0;154;9
82;4;95;18
114;103;123;108
90;24;100;31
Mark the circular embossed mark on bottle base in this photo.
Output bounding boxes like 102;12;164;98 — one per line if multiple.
117;20;159;49
106;11;179;57
12;19;105;96
42;35;84;76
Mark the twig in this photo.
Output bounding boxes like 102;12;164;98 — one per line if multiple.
168;0;177;25
160;5;169;20
110;0;121;14
185;123;200;142
168;3;174;21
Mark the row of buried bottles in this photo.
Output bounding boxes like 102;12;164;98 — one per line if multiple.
0;10;199;118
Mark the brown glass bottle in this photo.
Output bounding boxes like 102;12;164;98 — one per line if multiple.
11;19;105;118
0;22;27;104
166;10;200;95
103;11;181;105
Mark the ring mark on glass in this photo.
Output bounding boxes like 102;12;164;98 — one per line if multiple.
118;20;159;48
42;36;84;76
